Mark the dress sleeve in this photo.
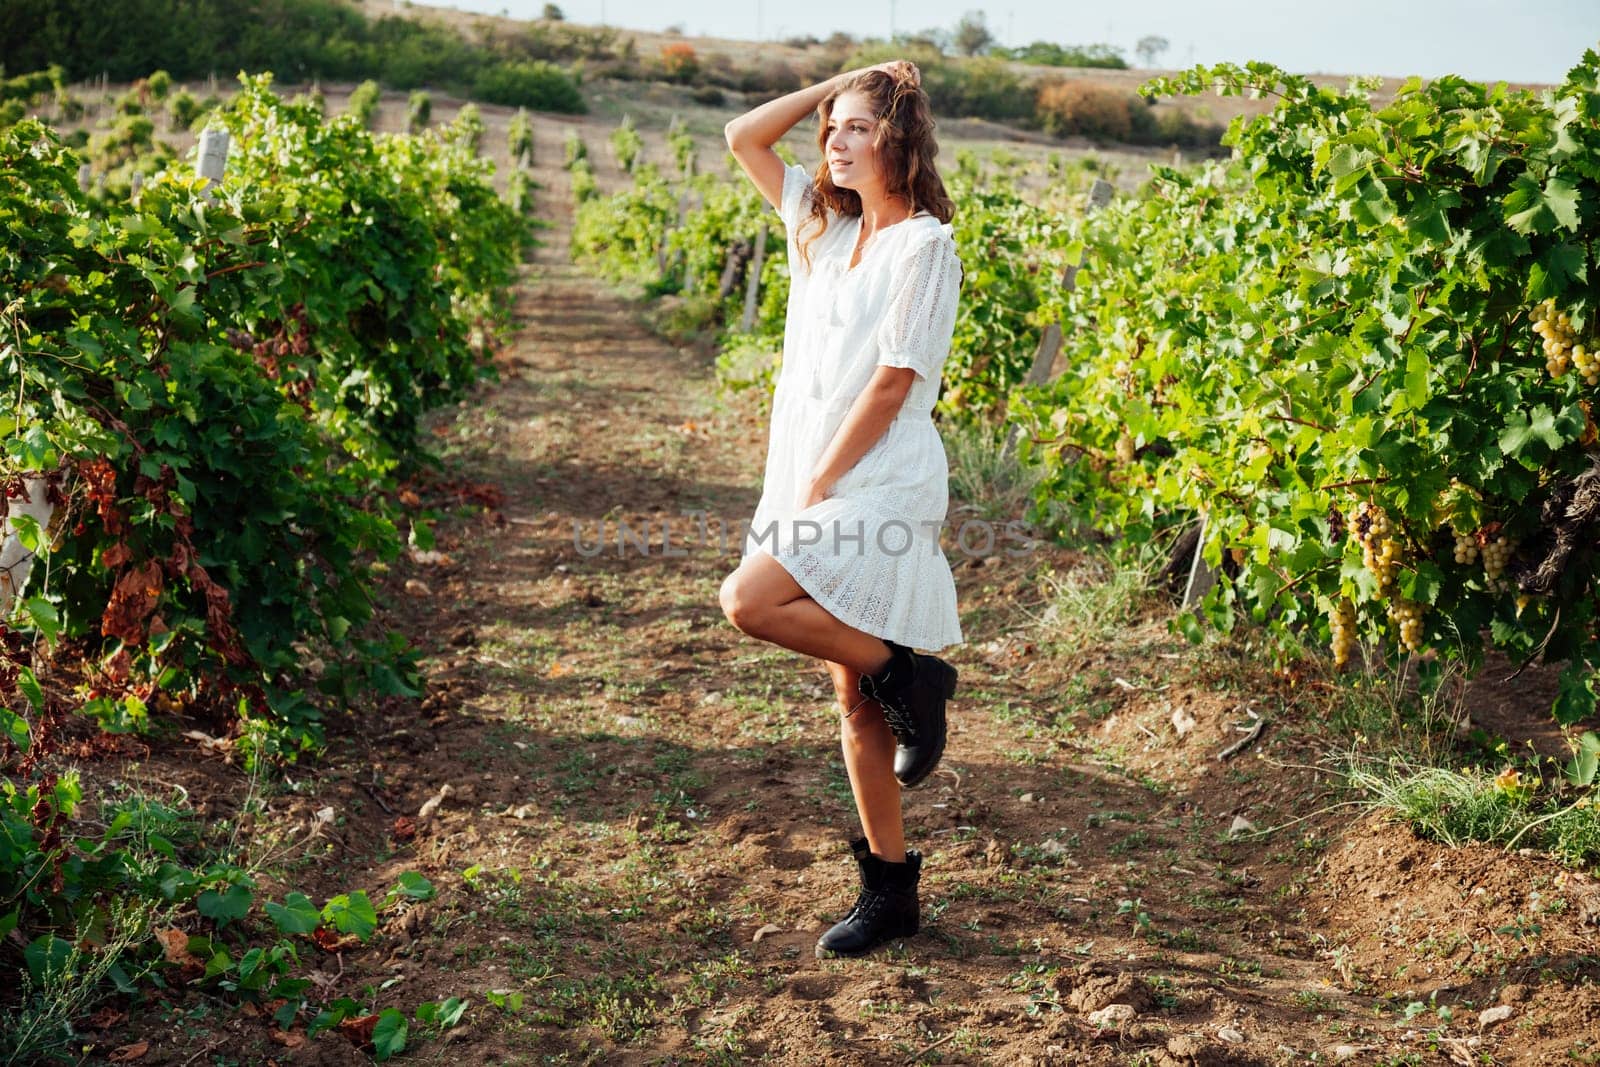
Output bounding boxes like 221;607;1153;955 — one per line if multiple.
777;162;812;232
875;231;962;383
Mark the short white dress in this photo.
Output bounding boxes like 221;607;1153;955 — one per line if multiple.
740;162;964;652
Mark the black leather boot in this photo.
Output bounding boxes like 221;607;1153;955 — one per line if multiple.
858;640;958;788
814;837;922;959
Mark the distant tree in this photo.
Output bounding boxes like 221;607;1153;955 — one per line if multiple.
542;3;564;19
953;11;993;57
1135;34;1170;68
1010;41;1127;69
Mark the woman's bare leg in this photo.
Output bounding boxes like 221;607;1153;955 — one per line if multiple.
718;551;893;676
824;660;905;863
718;552;907;860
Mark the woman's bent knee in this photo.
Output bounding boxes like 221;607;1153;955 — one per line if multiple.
719;569;762;635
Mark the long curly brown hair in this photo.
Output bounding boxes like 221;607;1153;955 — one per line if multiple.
796;69;954;271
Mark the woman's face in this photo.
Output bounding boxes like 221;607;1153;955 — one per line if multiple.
824;91;882;194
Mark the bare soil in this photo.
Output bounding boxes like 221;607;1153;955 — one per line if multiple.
65;105;1600;1067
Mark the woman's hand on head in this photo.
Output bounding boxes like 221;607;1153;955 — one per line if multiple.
871;60;920;88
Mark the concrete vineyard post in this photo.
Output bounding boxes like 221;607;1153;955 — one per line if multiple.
197;126;229;199
0;476;55;617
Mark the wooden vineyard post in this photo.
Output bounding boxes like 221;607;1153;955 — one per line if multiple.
740;223;768;333
1003;177;1113;455
1057;178;1113;296
77;163;91;193
716;239;750;301
1182;515;1217;609
1020;323;1063;389
130;170;144;206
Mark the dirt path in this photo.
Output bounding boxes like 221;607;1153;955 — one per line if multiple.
338;172;1340;1065
121;148;1600;1067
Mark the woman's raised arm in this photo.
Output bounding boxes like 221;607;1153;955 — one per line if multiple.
723;61;918;211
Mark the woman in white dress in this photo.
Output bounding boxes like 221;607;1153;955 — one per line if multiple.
719;60;964;958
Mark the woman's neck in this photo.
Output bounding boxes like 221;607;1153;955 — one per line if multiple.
856;187;912;234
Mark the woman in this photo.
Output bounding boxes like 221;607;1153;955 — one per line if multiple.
718;60;964;959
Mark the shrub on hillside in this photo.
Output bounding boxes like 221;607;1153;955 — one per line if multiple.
925;56;1034;123
659;43;699;84
733;60;804;96
0;65;61;104
471;60;584;113
1009;41;1127;69
1035;79;1150;141
166;88;200;130
842;45;1029;124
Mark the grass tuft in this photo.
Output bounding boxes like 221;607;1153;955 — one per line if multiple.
944;418;1045;523
1350;758;1600;868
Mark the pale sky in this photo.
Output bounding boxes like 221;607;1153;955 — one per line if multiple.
409;0;1599;85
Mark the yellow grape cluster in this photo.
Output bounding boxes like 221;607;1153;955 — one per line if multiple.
1329;598;1357;668
1532;299;1596;384
1351;501;1399;595
1387;599;1426;653
1114;433;1136;464
1451;527;1478;564
1482;534;1514;588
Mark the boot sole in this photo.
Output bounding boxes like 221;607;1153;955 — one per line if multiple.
813;919;920;959
896;662;957;789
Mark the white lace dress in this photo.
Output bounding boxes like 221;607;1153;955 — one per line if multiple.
740;162;964;652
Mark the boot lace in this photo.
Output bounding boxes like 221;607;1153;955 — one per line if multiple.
865;676;918;743
850;888;891;924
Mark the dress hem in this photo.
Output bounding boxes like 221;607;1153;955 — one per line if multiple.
752;543;965;654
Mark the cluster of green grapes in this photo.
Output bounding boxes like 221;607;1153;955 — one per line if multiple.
1329;598;1357;668
1532;299;1597;384
1114;433;1136;463
1448;520;1515;590
1386;598;1426;653
1482;531;1514;589
1351;501;1399;595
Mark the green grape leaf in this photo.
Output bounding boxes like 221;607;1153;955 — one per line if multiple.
16;667;44;712
196;883;253;927
323;890;379;941
265;892;320;935
1499;405;1564;462
1504;174;1583;235
392;871;435;902
25;935;72;983
372;1008;408;1060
